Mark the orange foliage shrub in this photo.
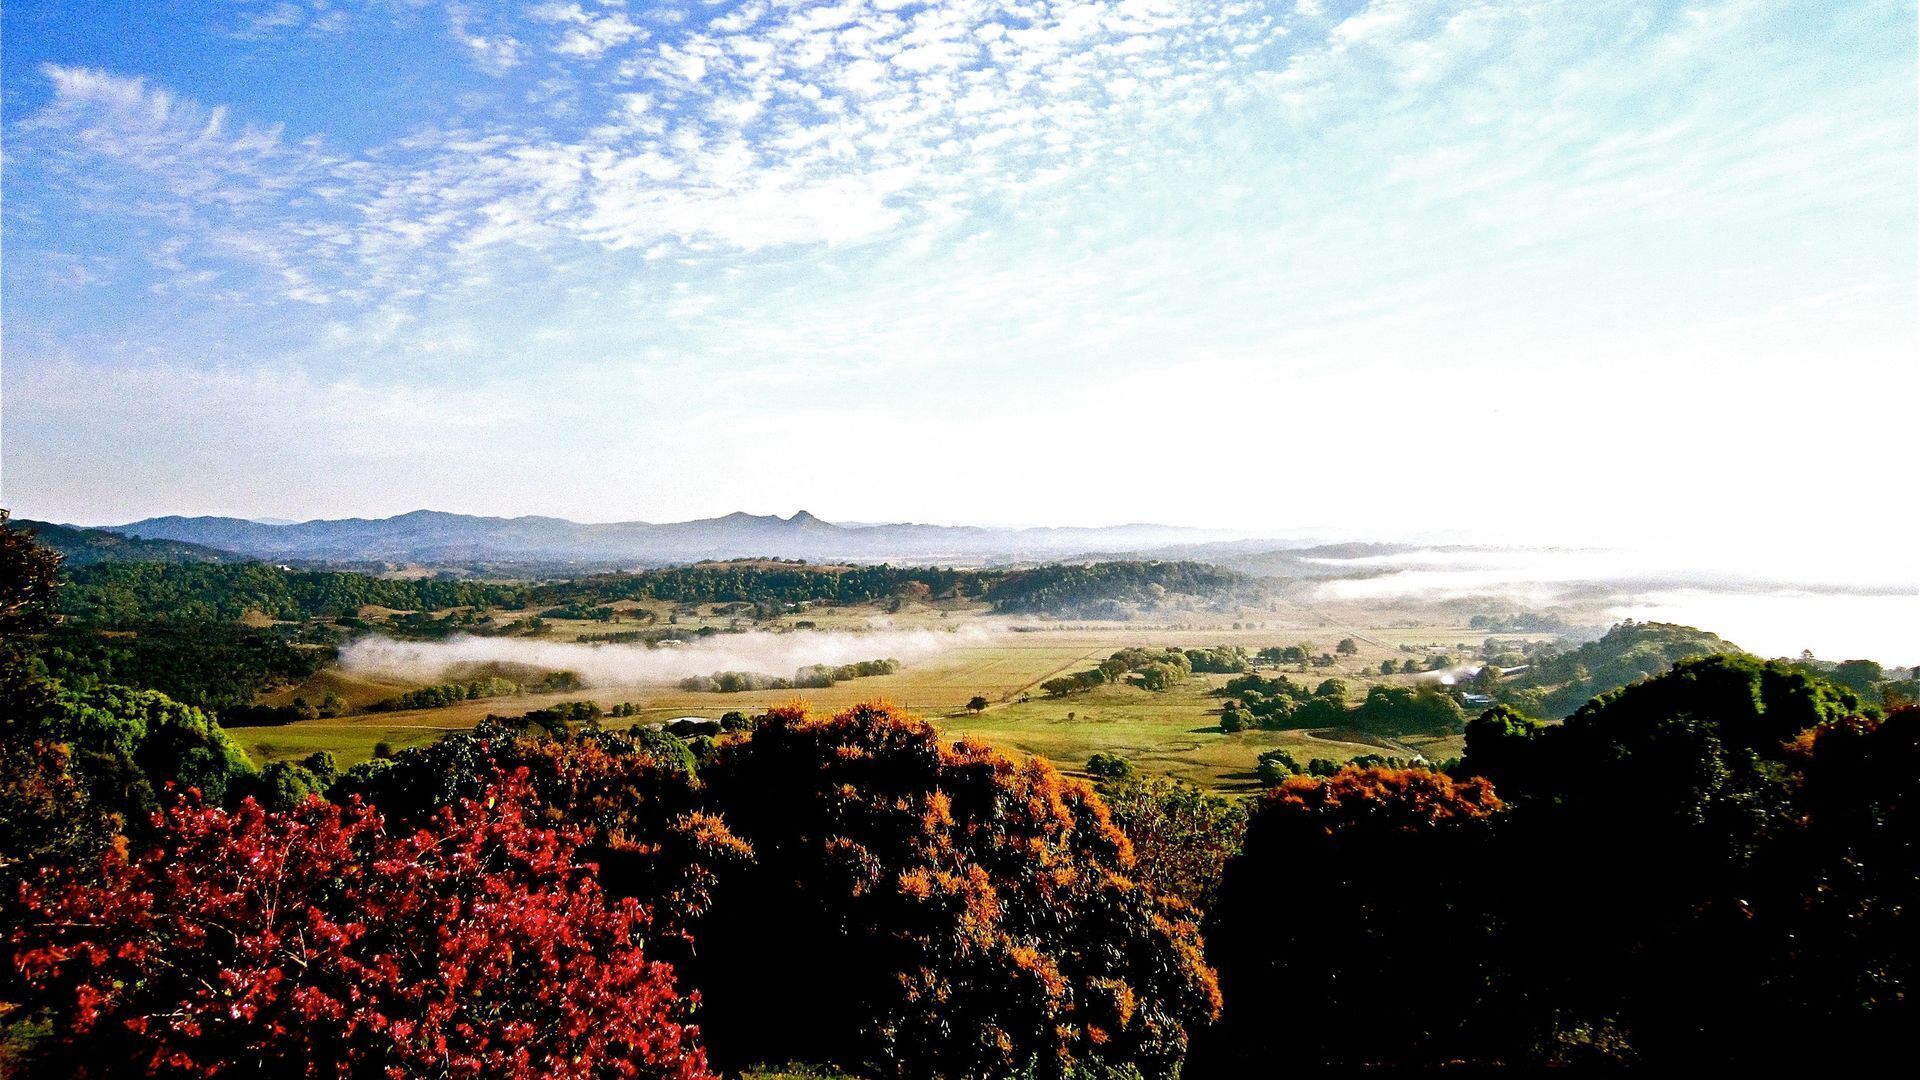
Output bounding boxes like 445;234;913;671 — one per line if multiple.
685;701;1220;1079
1197;766;1509;1072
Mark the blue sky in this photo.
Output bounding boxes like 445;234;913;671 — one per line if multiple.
2;1;1914;561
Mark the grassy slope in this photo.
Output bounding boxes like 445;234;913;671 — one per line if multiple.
232;615;1481;784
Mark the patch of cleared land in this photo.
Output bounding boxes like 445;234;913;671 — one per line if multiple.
231;606;1499;786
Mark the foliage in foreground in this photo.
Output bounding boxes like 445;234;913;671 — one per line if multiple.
351;702;1222;1080
688;703;1219;1079
1198;768;1507;1071
9;782;711;1079
1092;774;1246;913
1196;655;1914;1072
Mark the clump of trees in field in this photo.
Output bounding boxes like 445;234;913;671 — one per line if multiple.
366;674;521;711
1256;644;1312;665
676;657;899;693
1043;646;1218;697
1469;611;1572;633
1215;672;1466;736
538;601;620;621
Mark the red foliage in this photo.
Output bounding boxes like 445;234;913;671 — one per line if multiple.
10;778;711;1079
485;735;754;946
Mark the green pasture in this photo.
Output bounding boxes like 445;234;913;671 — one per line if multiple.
233;618;1483;787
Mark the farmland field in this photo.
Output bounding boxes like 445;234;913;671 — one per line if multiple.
231;609;1485;787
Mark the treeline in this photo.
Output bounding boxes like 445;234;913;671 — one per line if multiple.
47;537;1259;628
365;675;521;712
1044;646;1254;698
538;559;1253;618
986;561;1252;618
531;563;990;609
58;561;529;624
677;657;900;693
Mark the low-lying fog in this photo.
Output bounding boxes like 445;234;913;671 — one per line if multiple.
1306;547;1916;662
341;627;989;687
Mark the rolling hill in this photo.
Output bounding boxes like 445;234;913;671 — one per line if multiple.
14;518;243;566
104;510;1229;567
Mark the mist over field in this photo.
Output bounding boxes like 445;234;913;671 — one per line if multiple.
1304;546;1918;662
339;627;988;688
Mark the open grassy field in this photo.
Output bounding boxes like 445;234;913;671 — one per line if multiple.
230;608;1490;785
936;679;1402;791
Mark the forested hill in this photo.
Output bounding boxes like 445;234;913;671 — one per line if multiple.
14;518;241;566
525;562;991;608
53;558;1253;625
985;561;1255;617
58;562;530;624
539;559;1250;617
1530;620;1746;715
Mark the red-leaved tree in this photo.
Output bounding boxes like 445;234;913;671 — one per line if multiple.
10;778;711;1079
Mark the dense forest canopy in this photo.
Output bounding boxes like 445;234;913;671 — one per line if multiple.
51;553;1253;626
26;623;331;713
985;561;1254;617
57;561;530;624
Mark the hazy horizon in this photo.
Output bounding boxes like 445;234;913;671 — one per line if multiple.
23;500;1916;660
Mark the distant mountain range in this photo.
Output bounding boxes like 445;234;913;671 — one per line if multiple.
86;510;1236;567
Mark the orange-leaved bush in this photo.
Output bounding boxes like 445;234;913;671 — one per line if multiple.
683;701;1220;1079
1195;767;1509;1073
9;778;711;1079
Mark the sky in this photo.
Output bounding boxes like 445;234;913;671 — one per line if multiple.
2;1;1915;571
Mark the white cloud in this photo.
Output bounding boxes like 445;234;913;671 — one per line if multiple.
535;2;646;59
6;0;1914;555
